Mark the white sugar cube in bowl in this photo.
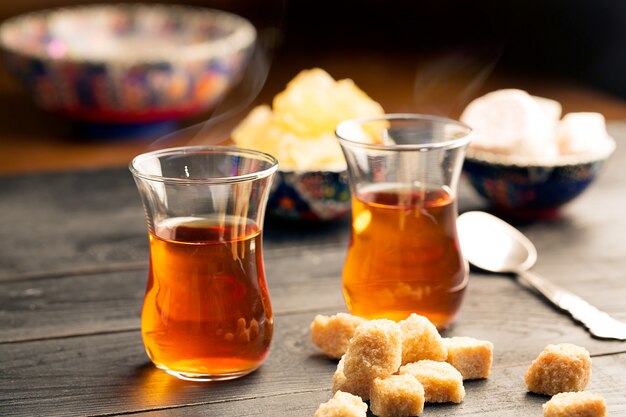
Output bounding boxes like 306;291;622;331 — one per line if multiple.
461;89;615;218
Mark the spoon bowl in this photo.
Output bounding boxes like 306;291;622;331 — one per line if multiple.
457;211;626;340
457;211;537;274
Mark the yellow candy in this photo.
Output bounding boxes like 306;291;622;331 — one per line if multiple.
231;68;384;171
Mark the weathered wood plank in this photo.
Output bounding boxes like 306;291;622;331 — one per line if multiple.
0;311;338;417
451;272;626;365
133;391;334;417
0;268;626;363
2;262;625;355
0;272;343;342
139;353;626;417
0;168;356;279
0;309;624;417
0;246;348;343
523;180;626;269
0;168;147;276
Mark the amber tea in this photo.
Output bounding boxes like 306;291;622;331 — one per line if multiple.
342;186;467;328
336;114;472;329
130;146;277;381
143;217;273;378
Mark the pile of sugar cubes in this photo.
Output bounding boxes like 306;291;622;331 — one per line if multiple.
311;313;492;417
460;89;614;164
310;313;606;417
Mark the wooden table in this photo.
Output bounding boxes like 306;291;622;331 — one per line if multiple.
1;125;626;416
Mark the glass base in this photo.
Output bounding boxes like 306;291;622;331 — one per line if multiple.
158;364;259;382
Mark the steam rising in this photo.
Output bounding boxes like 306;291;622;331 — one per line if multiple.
412;49;501;117
147;27;281;150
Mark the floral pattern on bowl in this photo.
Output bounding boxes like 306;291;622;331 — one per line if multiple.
0;4;256;123
463;143;615;218
268;170;351;222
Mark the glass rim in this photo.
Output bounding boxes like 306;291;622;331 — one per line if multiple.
129;145;279;185
335;113;473;151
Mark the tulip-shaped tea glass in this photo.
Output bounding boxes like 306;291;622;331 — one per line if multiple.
336;114;472;329
130;146;278;381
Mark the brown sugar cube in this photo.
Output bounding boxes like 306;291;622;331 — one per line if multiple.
370;374;425;417
332;356;367;398
342;319;403;400
314;391;368;417
525;343;592;396
332;356;348;392
443;336;494;380
399;314;447;365
311;313;366;359
399;360;465;403
543;392;607;417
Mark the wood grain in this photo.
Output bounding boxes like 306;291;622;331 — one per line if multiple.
0;311;341;417
2;263;625;355
1;309;624;417
0;168;354;279
0;266;346;344
140;353;626;417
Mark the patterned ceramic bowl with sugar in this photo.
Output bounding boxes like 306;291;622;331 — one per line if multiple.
463;142;616;218
267;170;351;222
0;4;256;123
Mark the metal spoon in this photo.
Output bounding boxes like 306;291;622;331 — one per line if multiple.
457;211;626;340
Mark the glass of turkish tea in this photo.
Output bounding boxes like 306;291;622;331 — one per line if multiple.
336;114;472;330
130;146;277;381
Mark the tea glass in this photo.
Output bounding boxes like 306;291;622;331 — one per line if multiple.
130;146;277;381
336;114;472;329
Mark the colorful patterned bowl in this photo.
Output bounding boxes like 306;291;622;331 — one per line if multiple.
0;4;256;123
463;142;616;218
267;170;351;222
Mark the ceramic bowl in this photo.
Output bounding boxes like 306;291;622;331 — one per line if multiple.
267;170;351;222
0;4;256;123
463;141;616;218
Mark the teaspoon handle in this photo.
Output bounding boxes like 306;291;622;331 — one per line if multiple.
517;270;626;340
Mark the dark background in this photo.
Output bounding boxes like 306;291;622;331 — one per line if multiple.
2;0;626;97
283;0;626;98
2;0;626;174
